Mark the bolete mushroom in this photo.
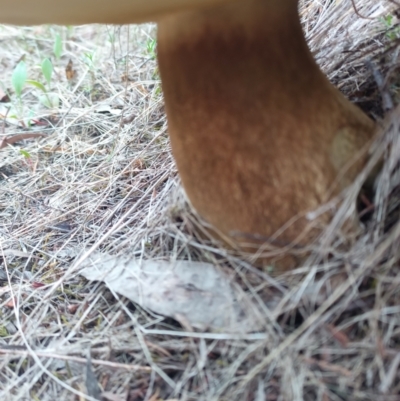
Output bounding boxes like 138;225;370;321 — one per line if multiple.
1;0;375;267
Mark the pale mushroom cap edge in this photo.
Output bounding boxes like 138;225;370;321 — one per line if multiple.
0;0;233;25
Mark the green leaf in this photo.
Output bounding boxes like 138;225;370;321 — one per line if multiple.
384;14;393;27
146;38;157;59
12;61;27;97
0;326;8;337
26;79;46;93
41;58;53;85
84;52;94;67
19;149;31;158
107;32;115;44
54;33;63;60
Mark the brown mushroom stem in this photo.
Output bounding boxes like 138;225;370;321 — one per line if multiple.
0;0;376;268
157;0;375;261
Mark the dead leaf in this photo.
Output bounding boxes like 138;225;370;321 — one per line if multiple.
32;282;45;289
94;104;122;116
0;88;10;103
124;158;144;173
5;297;16;308
148;389;160;401
102;392;127;401
145;341;171;357
128;388;145;401
80;253;263;333
122;113;136;125
326;324;349;347
0;249;42;259
67;304;80;314
0;133;47;149
304;357;352;377
65;59;76;81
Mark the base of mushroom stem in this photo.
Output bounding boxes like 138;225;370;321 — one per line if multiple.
189;203;366;273
201;229;313;273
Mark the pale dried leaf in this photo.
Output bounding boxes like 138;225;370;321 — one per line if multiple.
80;253;262;333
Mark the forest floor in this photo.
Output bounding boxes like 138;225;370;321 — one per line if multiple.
0;1;400;400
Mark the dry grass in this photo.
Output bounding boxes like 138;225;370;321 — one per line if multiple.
0;0;400;400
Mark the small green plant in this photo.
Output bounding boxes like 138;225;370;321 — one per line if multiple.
53;33;63;60
19;149;31;158
10;57;59;127
27;58;59;108
146;38;157;60
143;38;160;82
66;25;74;37
83;51;97;90
382;14;400;40
0;326;8;338
83;51;95;69
7;30;65;125
107;31;115;44
11;60;27;122
19;148;35;171
383;14;394;28
41;58;53;85
154;85;162;96
12;60;27;99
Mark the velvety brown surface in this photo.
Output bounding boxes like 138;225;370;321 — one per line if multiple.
158;0;375;267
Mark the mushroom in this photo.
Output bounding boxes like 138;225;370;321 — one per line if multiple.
1;0;375;267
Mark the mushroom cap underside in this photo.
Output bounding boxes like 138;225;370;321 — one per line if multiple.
0;0;232;25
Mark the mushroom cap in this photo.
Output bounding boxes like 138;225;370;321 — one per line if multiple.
0;0;231;25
